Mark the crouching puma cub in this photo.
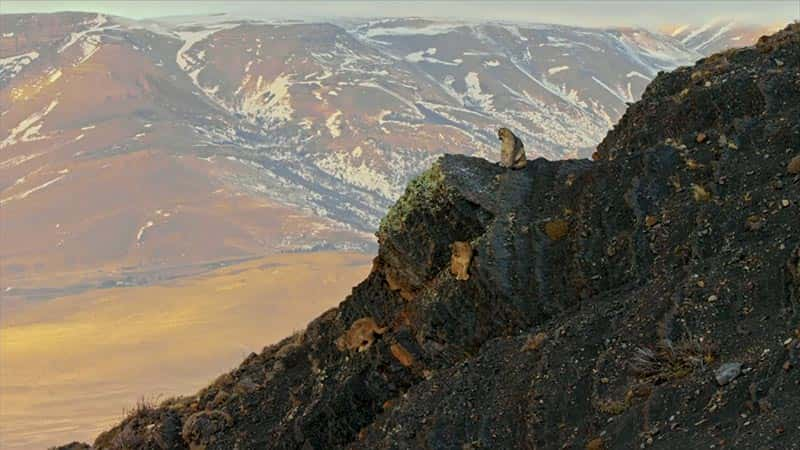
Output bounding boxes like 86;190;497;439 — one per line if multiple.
498;127;527;169
450;241;473;281
336;317;387;352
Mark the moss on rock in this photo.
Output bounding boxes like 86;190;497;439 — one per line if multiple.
379;162;452;235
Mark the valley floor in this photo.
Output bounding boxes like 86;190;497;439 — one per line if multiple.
0;251;373;450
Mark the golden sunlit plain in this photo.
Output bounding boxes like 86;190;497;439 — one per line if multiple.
0;252;372;449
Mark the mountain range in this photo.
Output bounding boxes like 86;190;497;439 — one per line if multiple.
0;13;778;299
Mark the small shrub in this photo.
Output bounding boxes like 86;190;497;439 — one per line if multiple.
630;337;716;382
121;395;159;421
597;399;628;415
379;162;451;234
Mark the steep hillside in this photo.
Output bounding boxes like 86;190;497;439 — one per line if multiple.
69;23;800;449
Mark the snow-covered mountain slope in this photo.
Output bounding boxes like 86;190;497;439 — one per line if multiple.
151;17;704;227
0;12;772;294
663;20;782;55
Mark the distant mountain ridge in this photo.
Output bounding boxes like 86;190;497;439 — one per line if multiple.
0;12;774;296
662;20;782;55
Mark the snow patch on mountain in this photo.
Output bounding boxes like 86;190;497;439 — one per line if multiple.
58;14;109;53
508;57;587;110
592;76;633;103
239;73;294;126
175;22;242;100
364;22;463;38
48;69;62;83
405;47;460;65
681;20;716;45
693;22;735;51
0;153;43;170
136;220;155;244
0;100;58;149
503;25;529;42
671;25;689;37
610;31;699;76
359;81;424;119
541;35;603;52
0;174;66;205
75;34;102;65
464;72;494;112
175;24;238;72
0;51;39;82
626;71;652;81
316;151;400;200
547;65;569;75
326;110;343;138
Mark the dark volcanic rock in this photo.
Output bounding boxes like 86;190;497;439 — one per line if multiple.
84;23;800;450
181;410;233;447
50;443;91;450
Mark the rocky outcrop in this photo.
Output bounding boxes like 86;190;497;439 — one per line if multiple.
79;23;800;449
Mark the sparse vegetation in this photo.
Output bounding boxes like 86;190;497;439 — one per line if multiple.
120;396;159;421
630;337;716;382
379;162;452;234
160;395;192;412
597;398;629;415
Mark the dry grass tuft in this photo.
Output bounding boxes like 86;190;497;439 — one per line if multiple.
630;337;716;382
121;395;160;421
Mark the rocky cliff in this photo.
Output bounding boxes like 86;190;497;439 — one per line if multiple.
65;23;799;450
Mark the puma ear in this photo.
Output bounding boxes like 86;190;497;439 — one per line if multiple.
497;128;503;139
